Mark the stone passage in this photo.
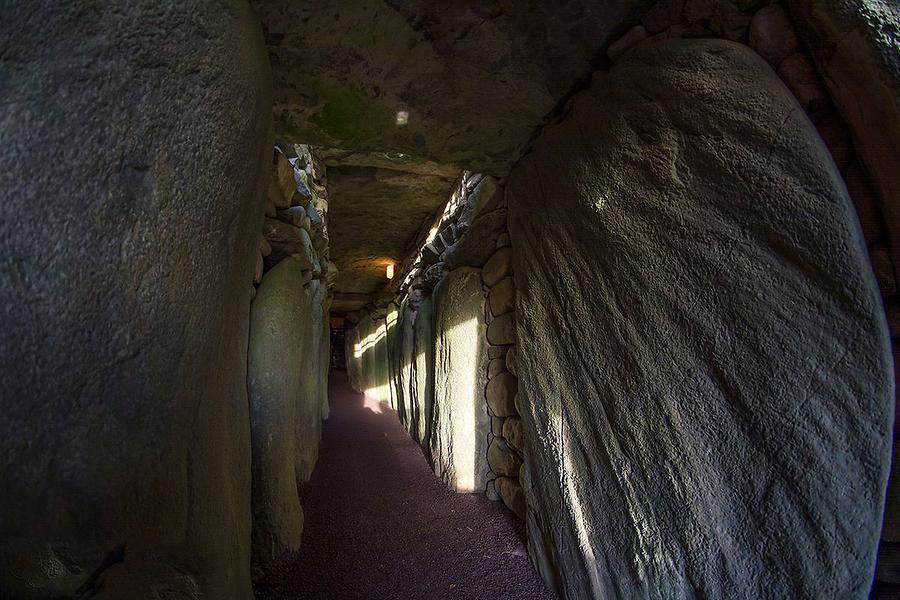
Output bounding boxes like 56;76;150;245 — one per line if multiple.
255;371;554;600
2;1;898;598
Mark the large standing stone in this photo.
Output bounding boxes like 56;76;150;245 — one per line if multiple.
431;269;491;492
414;297;436;455
507;39;893;599
353;313;391;406
0;3;271;598
387;302;403;415
345;325;363;391
398;299;420;441
247;257;315;563
316;285;332;421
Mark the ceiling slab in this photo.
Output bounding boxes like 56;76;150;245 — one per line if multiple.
326;165;454;300
255;0;651;175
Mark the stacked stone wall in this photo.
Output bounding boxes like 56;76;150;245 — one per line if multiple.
606;2;899;591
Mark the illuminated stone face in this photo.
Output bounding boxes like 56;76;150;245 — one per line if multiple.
431;269;491;493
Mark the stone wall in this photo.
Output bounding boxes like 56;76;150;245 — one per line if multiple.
0;2;272;598
508;34;892;600
348;310;392;407
247;145;337;567
431;268;491;492
345;174;532;517
606;1;900;593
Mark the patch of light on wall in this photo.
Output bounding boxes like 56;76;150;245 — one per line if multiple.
561;418;604;590
396;110;409;126
353;326;387;359
454;316;480;492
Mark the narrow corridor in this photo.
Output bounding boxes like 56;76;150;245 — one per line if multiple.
254;371;555;600
4;2;898;597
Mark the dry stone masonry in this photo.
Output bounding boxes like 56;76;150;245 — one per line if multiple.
248;146;336;567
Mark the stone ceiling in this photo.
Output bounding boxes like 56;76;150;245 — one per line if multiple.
253;0;650;313
325;163;456;313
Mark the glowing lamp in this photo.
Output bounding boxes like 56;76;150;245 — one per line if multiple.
386;264;395;279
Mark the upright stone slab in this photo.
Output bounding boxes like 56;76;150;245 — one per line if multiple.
296;279;326;482
398;298;420;441
247;257;312;563
317;290;332;420
387;302;404;416
0;3;271;598
431;269;491;492
507;39;893;599
346;325;362;391
415;297;437;456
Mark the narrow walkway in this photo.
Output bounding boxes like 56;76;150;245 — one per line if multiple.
255;371;556;600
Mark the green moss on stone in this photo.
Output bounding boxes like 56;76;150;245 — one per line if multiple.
308;80;393;148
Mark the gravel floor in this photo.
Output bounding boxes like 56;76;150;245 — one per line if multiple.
254;370;557;600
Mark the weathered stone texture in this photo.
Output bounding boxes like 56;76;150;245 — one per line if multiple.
248;257;318;563
486;372;519;418
789;1;900;270
0;3;271;597
487;439;523;478
483;247;514;287
488;357;507;379
502;416;525;453
487;312;517;346
387;302;403;414
507;39;893;599
353;313;392;407
496;477;527;520
414;297;437;455
397;299;421;442
489;277;517;317
431;269;491;492
506;345;519;377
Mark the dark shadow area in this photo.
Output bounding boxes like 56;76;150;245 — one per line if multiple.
254;370;554;600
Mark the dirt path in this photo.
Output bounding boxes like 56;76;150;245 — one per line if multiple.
254;370;556;600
